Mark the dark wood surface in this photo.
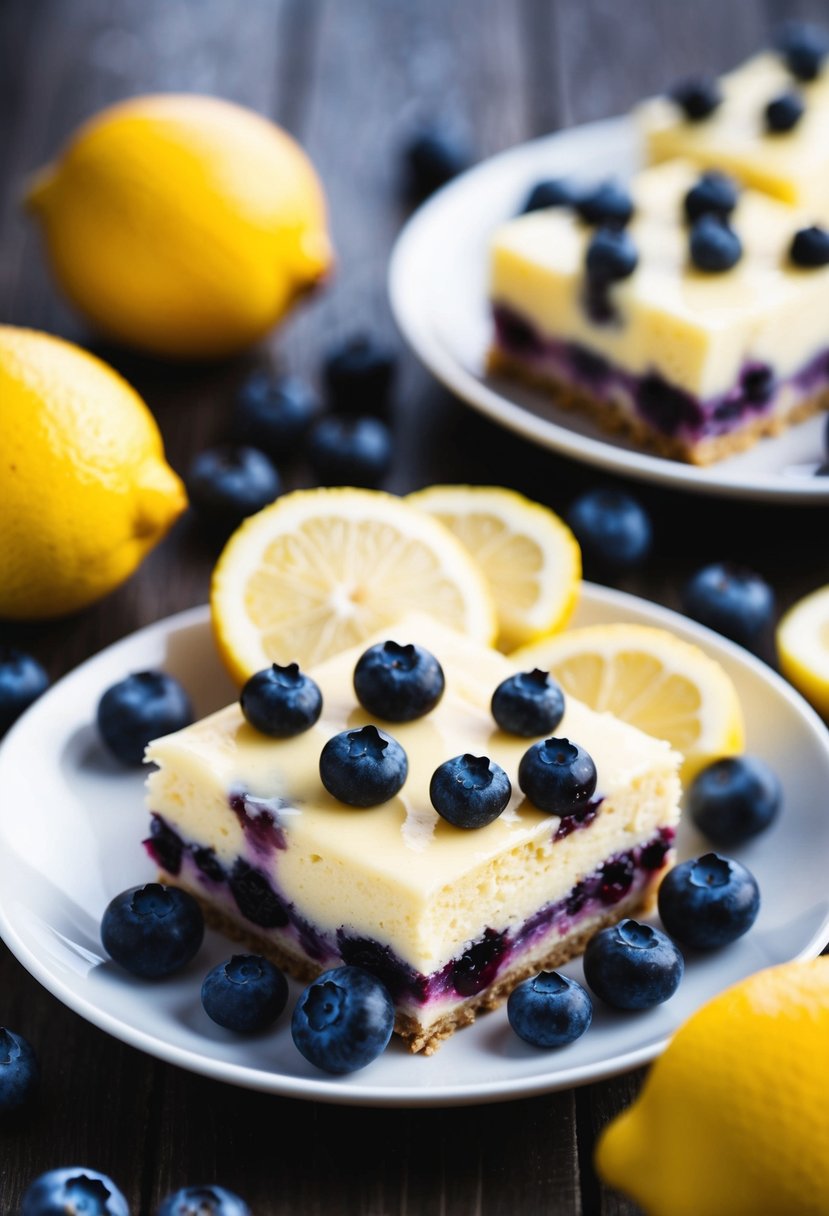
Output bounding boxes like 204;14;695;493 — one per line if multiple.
2;1;829;1212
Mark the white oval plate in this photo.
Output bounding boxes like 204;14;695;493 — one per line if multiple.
389;115;829;504
1;588;828;1107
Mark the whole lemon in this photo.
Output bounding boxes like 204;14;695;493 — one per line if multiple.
25;94;333;359
0;326;186;619
596;956;829;1216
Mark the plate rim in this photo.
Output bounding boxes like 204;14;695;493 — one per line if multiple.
1;591;828;1108
388;113;829;506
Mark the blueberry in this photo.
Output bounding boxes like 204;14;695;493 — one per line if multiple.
682;171;738;224
688;755;781;846
101;882;204;978
765;90;805;133
507;971;593;1048
291;965;394;1073
353;640;444;722
0;647;49;735
240;663;322;737
681;561;775;653
575;181;634;229
156;1187;251;1216
790;225;829;268
319;724;408;807
585;227;638;283
689;215;742;272
669;76;722;121
429;754;512;829
658;853;760;949
96;670;193;766
21;1168;129;1216
0;1027;38;1116
201;954;288;1033
322;334;397;418
518;737;597;816
491;669;565;737
776;20;829;82
566;487;652;575
403;125;471;197
232;371;318;458
186;445;280;534
307;416;393;488
521;178;581;214
583;919;684;1010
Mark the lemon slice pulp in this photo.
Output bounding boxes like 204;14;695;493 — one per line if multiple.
776;584;829;716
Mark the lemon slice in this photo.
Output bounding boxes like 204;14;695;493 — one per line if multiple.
776;584;829;716
211;487;497;682
407;484;581;651
511;623;744;782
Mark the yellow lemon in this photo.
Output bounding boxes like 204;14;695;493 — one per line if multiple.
596;956;829;1216
776;584;829;717
25;94;333;359
211;487;497;682
0;326;186;619
407;484;581;651
511;623;744;783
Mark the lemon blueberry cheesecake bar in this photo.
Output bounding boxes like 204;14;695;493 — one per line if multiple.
145;615;681;1053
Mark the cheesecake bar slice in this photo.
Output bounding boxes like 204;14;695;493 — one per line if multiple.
489;160;829;464
145;616;681;1054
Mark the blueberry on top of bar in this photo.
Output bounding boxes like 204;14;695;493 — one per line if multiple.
576;181;634;229
775;20;829;83
683;171;738;223
585;228;638;283
790;225;829;267
521;178;581;214
765;91;805;134
689;215;742;272
669;76;722;121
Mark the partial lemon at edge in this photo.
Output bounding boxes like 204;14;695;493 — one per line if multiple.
776;584;829;717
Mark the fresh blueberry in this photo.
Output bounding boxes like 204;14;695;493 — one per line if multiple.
776;20;829;82
322;334;397;418
403;125;471;197
689;215;742;272
518;737;597;816
96;670;193;766
307;415;393;488
240;663;322;737
353;641;444;722
681;561;775;653
232;371;318;459
688;755;782;845
156;1187;251;1216
0;647;49;735
583;919;684;1010
658;853;760;949
576;181;634;229
319;724;408;807
291;965;394;1073
186;445;280;534
21;1168;129;1216
0;1027;38;1116
491;669;565;737
566;487;652;575
201;954;288;1033
101;882;204;978
790;225;829;268
429;754;512;829
669;76;722;121
507;971;593;1048
765;90;805;133
521;178;581;214
683;171;738;224
585;227;638;282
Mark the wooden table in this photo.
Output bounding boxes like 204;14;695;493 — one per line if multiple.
2;1;828;1211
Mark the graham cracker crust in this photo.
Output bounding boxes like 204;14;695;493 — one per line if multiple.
487;347;829;466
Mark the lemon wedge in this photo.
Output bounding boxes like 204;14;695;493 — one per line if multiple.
211;487;497;682
511;623;744;782
407;484;581;651
776;584;829;716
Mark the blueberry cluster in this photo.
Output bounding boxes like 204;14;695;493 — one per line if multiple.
18;1169;252;1215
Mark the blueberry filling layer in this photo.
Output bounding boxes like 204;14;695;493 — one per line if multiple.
145;813;674;1008
493;303;828;444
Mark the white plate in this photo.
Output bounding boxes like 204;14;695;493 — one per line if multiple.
389;114;829;504
1;589;828;1108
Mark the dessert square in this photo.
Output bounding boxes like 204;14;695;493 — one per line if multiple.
145;615;681;1054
